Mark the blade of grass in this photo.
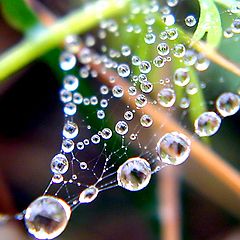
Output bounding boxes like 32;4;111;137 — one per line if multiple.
0;0;130;81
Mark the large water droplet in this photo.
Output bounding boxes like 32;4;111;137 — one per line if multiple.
117;157;151;191
174;68;190;87
194;112;221;137
216;92;240;117
156;132;191;165
24;196;71;240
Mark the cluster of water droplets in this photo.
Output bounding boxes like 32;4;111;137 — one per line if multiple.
18;1;240;239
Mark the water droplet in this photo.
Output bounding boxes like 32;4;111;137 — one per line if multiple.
101;128;113;139
63;75;79;91
99;99;107;108
157;88;176;107
64;35;81;54
64;102;77;116
140;114;153;127
140;81;153;93
135;94;148;108
77;142;84;150
224;28;234;38
121;45;131;56
232;18;240;34
52;174;63;184
60;90;72;103
25;196;71;240
153;56;165;68
132;56;141;66
174;68;190;87
91;134;101;144
117;64;130;78
117;157;151;191
62;139;74;153
172;44;186;58
73;92;83;105
79;186;99;203
167;0;179;7
80;162;87;170
63;121;78;139
157;43;170;56
185;15;197;27
100;85;109;95
124;111;134;121
194;112;221;137
144;32;156;44
139;61;152;74
128;86;137;96
156;132;191;165
179;97;190;109
166;28;178;40
112;85;124;98
216;92;240;117
183;50;197;66
51;154;69;174
195;54;210;71
162;14;175;26
115;121;129;135
186;83;198;95
59;51;76;71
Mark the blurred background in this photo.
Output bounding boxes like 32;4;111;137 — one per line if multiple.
0;0;240;239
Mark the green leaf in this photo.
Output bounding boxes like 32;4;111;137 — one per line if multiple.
1;0;39;32
192;0;222;48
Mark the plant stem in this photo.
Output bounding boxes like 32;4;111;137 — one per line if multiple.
0;0;130;81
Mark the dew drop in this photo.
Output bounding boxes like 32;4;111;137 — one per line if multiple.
132;56;141;66
115;121;129;135
59;52;76;71
174;68;190;87
60;90;72;103
64;102;77;116
156;132;191;165
63;121;78;139
117;157;151;191
185;15;197;27
91;134;101;144
157;88;176;107
140;114;153;127
101;128;113;139
124;111;134;121
139;61;152;74
135;94;148;108
62;139;74;153
79;186;99;203
24;196;71;240
144;32;156;44
157;43;170;56
172;44;186;58
166;28;178;40
112;85;124;98
51;154;69;175
52;174;63;184
216;92;240;117
194;112;221;137
73;92;83;105
140;81;153;93
63;75;79;91
117;64;131;78
153;56;165;68
232;18;240;34
167;0;179;7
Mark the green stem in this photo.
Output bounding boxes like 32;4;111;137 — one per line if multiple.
0;0;130;81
